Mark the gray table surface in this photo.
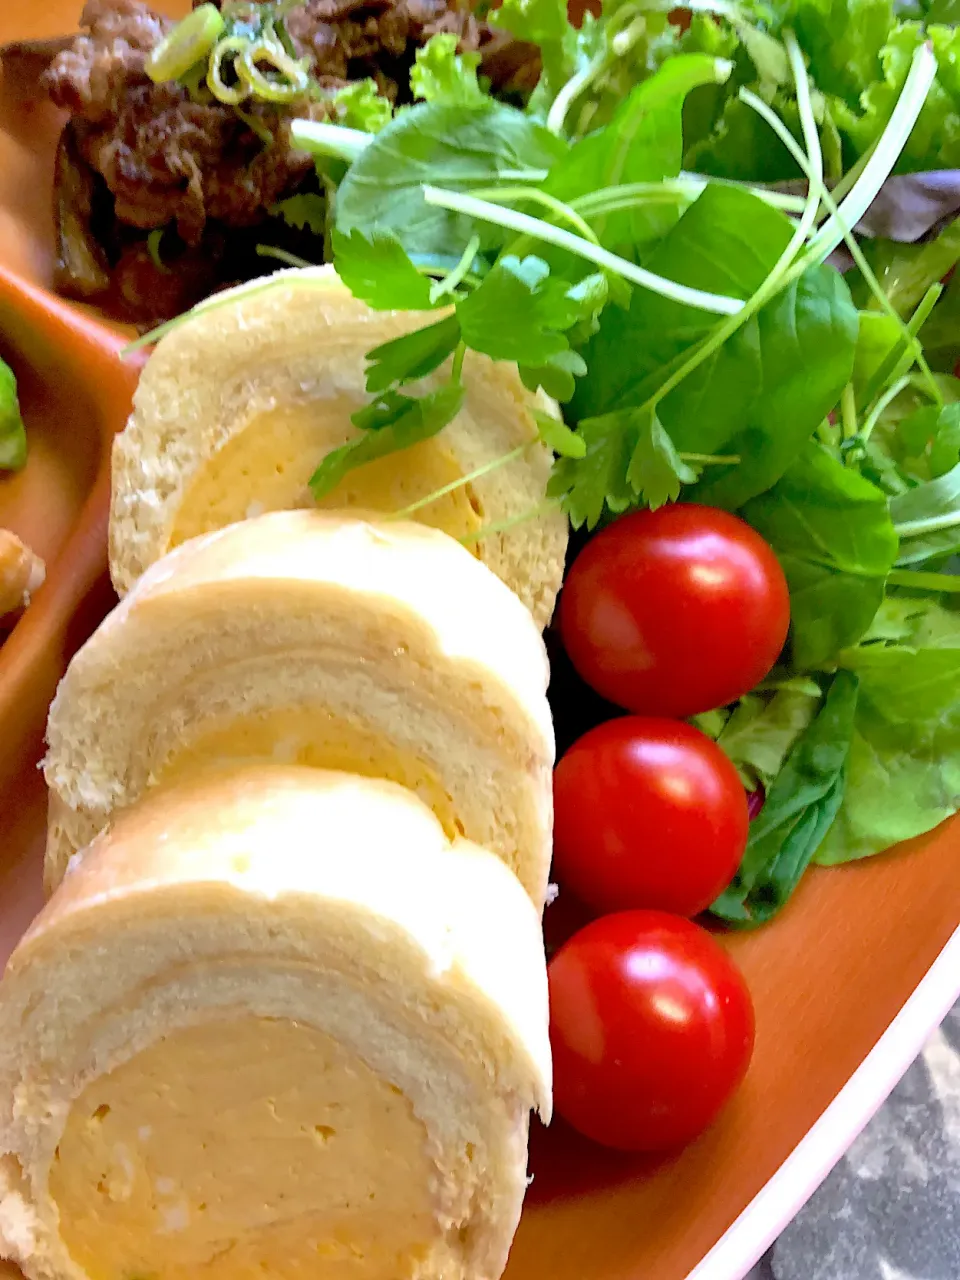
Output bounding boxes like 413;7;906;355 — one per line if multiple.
744;1001;960;1280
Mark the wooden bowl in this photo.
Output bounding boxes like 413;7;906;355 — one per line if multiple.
1;6;958;1280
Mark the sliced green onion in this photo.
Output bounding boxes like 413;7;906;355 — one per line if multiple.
421;185;745;316
208;35;251;105
146;4;225;84
238;39;310;103
146;228;170;274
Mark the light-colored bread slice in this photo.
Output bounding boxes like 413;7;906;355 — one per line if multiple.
43;511;554;903
0;766;551;1280
109;265;568;628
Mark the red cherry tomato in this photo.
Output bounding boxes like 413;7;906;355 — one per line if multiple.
552;717;748;917
549;912;755;1151
559;505;790;718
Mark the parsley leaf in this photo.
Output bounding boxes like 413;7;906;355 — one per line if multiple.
270;194;327;236
309;382;466;499
411;33;486;105
331;229;434;311
520;350;588;402
364;316;462;393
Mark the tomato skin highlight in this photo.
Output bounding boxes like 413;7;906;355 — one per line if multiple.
548;912;755;1151
552;717;749;917
559;505;790;718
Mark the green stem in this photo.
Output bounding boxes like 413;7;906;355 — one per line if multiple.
859;375;912;446
631;43;824;418
740;59;942;408
840;382;858;442
460;500;559;544
430;235;480;304
680;452;741;465
466;186;601;244
451;342;466;384
887;568;960;593
894;509;960;538
389;445;527;520
255;245;314;268
422;185;744;315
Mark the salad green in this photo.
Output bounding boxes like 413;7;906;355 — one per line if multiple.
0;357;26;472
137;0;960;925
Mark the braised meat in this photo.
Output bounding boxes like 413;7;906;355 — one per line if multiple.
39;0;538;321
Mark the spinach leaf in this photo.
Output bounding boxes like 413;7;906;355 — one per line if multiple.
743;442;899;575
334;103;567;258
711;670;860;927
687;267;859;510
547;54;731;247
742;442;897;665
570;186;857;511
778;556;888;668
570;183;792;423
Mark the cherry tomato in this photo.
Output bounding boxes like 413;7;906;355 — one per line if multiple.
559;505;790;718
549;912;755;1151
553;717;748;917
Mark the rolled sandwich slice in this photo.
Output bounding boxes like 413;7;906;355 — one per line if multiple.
0;767;552;1280
109;265;569;628
44;511;554;901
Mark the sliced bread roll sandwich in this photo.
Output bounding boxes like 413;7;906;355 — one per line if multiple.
109;265;568;628
43;511;554;902
0;767;552;1280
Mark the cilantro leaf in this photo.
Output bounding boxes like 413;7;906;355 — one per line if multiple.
547;411;638;530
329;79;393;132
455;257;604;365
411;34;486;106
331;229;435;311
309;382;465;499
534;409;586;458
334;102;567;258
626;407;699;510
364;316;462;393
269;194;326;236
520;350;588;402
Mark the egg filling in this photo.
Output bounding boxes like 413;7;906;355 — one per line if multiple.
168;401;482;549
150;705;461;838
50;1017;439;1280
